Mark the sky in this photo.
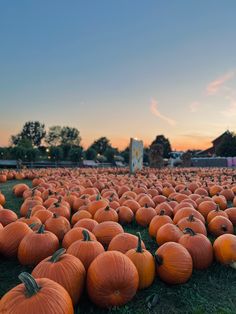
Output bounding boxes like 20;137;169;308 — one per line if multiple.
0;0;236;151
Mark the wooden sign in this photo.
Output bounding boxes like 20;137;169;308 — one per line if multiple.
129;138;143;174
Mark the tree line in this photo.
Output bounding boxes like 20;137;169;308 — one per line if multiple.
0;121;234;163
0;121;173;163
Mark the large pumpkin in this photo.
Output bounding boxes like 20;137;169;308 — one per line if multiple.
0;272;74;314
87;251;139;308
32;248;85;305
155;242;193;284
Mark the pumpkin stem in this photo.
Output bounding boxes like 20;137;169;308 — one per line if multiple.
188;214;195;222
145;204;148;208
154;254;163;266
18;272;41;298
37;224;45;234
53;213;59;218
183;227;196;236
159;210;165;216
26;208;32;219
49;248;66;263
82;229;91;241
136;232;143;253
216;205;220;212
96;194;101;201
104;206;110;211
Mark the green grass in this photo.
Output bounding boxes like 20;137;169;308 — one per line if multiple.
0;180;236;314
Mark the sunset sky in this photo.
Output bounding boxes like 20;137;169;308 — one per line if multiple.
0;1;236;151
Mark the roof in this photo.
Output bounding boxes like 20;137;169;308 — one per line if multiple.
212;130;230;145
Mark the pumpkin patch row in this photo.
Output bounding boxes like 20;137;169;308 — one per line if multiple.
0;167;235;312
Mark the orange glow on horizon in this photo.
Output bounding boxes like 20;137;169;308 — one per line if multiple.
0;131;214;152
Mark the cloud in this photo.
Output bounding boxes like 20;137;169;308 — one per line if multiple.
150;99;177;126
206;71;235;95
189;101;200;112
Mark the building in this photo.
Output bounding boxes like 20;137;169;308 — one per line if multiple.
197;130;230;156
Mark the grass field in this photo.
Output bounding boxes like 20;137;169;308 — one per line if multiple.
0;180;236;314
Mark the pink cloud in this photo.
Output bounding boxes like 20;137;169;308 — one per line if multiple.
206;71;235;95
150;99;176;126
189;101;200;112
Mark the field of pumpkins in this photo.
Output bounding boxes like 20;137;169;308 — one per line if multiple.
0;167;236;314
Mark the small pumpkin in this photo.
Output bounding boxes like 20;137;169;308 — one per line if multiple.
208;216;234;237
108;232;145;253
45;214;71;241
126;232;155;289
93;221;124;247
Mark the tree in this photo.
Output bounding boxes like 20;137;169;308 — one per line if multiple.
85;148;97;160
45;126;62;146
120;147;129;163
61;127;81;146
11;121;46;147
216;132;236;157
104;147;118;163
49;146;63;161
69;147;83;162
150;135;172;158
90;137;111;155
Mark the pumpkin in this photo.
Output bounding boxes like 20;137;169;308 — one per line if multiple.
62;227;96;249
135;205;156;227
71;210;92;225
149;211;173;238
213;234;236;268
155;242;193;284
67;230;105;270
122;199;140;213
0;221;32;257
13;183;29;197
173;207;205;224
156;223;183;246
73;218;98;231
126;232;155;289
207;206;229;223
0;272;74;314
208;216;234;237
0;192;6;206
116;206;134;224
108;232;145;253
94;205;118;223
32;248;85;305
87;251;139;308
19;209;42;226
93;221;124;247
198;201;217;219
177;215;207;236
225;207;236;225
178;228;213;270
0;209;18;226
18;224;59;266
45;214;71;241
33;209;53;224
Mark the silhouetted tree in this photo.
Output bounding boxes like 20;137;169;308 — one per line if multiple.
150;135;172;158
90;137;112;155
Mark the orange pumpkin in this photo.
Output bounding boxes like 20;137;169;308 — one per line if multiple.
126;232;155;289
155;242;193;284
87;251;139;308
32;248;85;305
108;232;145;253
213;234;236;268
0;272;74;314
93;221;124;247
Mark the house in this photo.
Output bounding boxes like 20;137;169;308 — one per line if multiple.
197;130;230;156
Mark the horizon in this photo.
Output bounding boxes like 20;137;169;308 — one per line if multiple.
0;1;235;151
